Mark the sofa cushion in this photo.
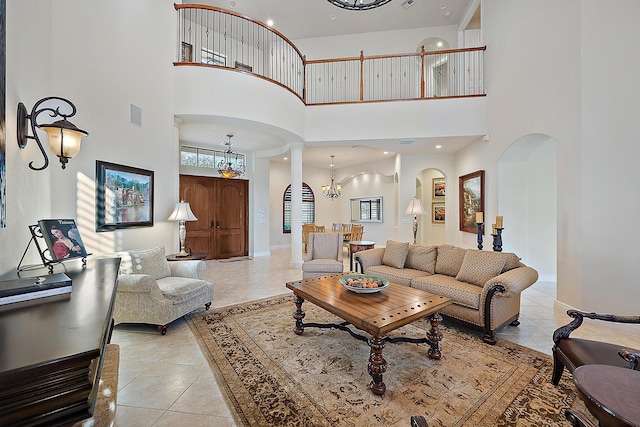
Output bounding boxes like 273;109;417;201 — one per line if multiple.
405;245;437;273
128;246;171;280
365;265;429;287
412;274;482;310
157;276;212;304
382;241;409;269
435;245;467;276
455;250;507;287
302;259;343;273
498;252;522;272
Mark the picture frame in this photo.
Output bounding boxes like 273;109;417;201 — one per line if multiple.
234;61;252;72
459;170;484;233
38;219;88;261
181;42;193;62
432;202;445;224
432;177;445;199
96;161;154;232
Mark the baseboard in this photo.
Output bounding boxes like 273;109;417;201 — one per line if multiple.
252;251;270;258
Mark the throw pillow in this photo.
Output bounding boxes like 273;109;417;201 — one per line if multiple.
382;241;409;269
405;245;437;273
499;252;522;272
434;245;467;276
128;246;171;280
455;250;507;287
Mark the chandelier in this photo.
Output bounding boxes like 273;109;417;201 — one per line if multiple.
322;155;342;201
327;0;393;11
217;134;246;179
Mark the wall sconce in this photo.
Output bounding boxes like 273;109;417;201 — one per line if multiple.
17;96;89;171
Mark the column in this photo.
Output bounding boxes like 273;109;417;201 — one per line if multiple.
290;143;304;268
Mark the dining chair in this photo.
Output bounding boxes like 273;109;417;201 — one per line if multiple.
302;223;316;252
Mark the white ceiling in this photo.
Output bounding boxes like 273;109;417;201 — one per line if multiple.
176;0;478;168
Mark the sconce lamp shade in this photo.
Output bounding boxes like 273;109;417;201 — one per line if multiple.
167;201;198;222
41;119;87;160
405;198;428;216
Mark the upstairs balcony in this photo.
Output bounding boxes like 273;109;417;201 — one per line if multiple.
174;4;486;106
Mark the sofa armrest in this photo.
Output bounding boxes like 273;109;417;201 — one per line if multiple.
553;310;640;344
355;248;385;272
484;266;538;298
169;260;206;279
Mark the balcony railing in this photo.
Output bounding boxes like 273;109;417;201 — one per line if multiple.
175;4;486;105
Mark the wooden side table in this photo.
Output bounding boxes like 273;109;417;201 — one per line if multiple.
571;364;640;427
348;240;375;272
166;252;208;261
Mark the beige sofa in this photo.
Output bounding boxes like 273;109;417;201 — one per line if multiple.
355;242;538;344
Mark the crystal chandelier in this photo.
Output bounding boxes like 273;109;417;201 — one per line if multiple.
217;134;246;179
322;155;342;201
327;0;393;11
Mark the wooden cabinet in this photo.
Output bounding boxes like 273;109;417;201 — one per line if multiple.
0;258;120;426
180;175;248;259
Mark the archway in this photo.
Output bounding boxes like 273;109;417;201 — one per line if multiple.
498;134;557;282
413;168;446;245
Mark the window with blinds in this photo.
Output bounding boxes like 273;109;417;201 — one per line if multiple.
283;183;315;233
350;197;383;222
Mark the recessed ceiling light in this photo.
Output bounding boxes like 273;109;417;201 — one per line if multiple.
267;19;274;27
440;3;447;9
437;41;443;47
444;11;451;18
330;14;337;20
435;145;442;149
383;151;389;154
283;157;288;160
229;2;236;8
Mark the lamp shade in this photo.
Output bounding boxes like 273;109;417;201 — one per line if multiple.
42;119;87;159
405;198;428;216
167;201;198;222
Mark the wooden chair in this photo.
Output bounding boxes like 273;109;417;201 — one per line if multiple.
315;225;325;232
552;310;640;386
344;224;364;250
302;224;316;252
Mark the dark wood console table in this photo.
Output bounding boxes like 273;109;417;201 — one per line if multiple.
0;257;120;426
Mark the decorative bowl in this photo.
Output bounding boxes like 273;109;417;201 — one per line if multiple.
339;274;389;293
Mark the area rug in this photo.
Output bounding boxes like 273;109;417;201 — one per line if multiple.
186;294;591;427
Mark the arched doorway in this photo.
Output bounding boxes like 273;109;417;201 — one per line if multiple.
498;134;557;282
413;168;446;245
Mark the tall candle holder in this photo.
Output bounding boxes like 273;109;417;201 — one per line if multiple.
492;228;504;252
476;222;484;250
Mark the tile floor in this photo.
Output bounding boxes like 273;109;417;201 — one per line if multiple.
112;248;640;426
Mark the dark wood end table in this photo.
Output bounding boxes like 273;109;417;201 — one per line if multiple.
286;274;451;395
348;240;375;272
166;252;208;261
571;364;640;427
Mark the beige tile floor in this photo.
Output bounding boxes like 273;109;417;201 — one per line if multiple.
112;248;640;426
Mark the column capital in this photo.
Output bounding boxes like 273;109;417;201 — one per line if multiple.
289;142;305;151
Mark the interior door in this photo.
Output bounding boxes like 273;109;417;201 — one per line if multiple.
180;175;248;259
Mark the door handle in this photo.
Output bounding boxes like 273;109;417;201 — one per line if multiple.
215;220;221;229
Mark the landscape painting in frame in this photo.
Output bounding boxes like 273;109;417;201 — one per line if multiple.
432;202;445;224
432;177;445;199
96;161;154;232
459;170;484;233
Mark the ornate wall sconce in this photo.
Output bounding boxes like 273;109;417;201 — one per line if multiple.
17;96;88;171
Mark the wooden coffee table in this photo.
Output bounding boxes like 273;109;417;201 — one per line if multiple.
285;274;452;395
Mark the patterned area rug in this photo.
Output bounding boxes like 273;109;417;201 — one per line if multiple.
186;295;591;427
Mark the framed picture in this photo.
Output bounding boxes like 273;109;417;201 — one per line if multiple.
181;42;193;62
432;202;445;224
38;219;88;261
432;177;445;199
96;161;154;232
235;61;252;72
459;170;484;233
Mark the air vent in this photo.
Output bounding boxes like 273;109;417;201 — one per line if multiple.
399;139;414;145
130;103;142;127
402;0;415;9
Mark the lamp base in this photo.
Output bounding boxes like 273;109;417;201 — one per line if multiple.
412;217;419;244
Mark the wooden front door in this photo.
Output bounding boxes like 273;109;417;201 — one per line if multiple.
180;175;248;259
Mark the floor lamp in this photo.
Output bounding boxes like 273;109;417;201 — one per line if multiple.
167;200;198;256
405;198;428;244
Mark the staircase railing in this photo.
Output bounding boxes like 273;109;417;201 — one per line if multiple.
175;4;485;105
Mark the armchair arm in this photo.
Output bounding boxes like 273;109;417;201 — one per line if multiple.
116;274;160;293
168;260;206;279
355;248;385;273
484;266;539;298
553;310;640;344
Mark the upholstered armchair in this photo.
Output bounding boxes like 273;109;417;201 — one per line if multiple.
302;232;344;279
551;310;640;385
114;246;214;334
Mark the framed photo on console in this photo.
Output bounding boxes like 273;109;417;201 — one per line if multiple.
459;170;484;233
38;219;88;261
96;161;154;232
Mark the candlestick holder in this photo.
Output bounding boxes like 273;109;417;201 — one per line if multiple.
476;222;484;250
492;228;504;252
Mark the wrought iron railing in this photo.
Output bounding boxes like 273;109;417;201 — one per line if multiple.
175;4;486;105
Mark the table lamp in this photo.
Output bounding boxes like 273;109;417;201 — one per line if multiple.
167;200;198;256
405;197;428;244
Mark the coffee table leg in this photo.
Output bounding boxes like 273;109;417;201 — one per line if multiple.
292;294;305;335
368;335;387;395
426;312;444;359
